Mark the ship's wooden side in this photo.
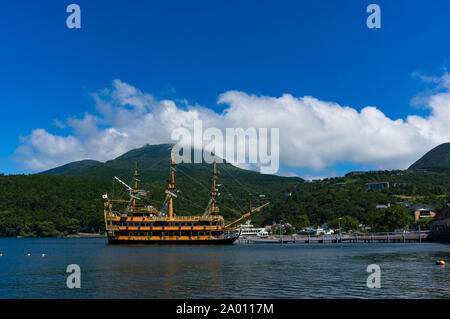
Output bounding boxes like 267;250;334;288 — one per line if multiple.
102;157;268;245
107;236;238;245
104;207;238;244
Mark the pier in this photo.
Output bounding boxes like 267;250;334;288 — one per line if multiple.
240;231;430;244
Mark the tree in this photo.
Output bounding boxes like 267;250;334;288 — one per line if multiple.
365;205;413;232
272;223;295;235
295;215;310;230
383;205;412;231
35;221;59;237
66;218;81;234
414;217;434;230
328;216;359;232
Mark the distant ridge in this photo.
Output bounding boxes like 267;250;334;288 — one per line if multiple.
37;143;302;222
5;143;450;238
42;159;101;175
39;143;302;183
102;143;175;171
408;143;450;171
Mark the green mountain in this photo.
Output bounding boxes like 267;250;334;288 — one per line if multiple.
1;144;301;237
41;143;253;180
0;174;111;237
2;143;450;237
39;144;301;197
16;143;298;234
409;142;450;171
42;159;101;175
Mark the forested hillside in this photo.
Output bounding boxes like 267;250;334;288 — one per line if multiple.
409;142;450;171
0;174;109;237
0;144;300;237
253;170;450;231
1;144;450;237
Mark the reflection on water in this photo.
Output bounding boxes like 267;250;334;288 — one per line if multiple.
0;238;449;298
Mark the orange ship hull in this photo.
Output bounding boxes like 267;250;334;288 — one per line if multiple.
107;236;238;245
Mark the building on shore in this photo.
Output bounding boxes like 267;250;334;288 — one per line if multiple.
410;204;436;222
345;170;384;176
397;201;412;209
430;204;450;242
378;202;435;222
365;182;389;191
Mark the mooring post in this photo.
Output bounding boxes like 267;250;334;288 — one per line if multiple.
419;225;421;243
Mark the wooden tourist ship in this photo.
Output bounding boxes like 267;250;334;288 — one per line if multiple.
103;155;269;244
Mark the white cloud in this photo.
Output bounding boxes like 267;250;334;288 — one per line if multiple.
14;75;450;174
53;119;66;129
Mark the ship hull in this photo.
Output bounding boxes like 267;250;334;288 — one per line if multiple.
107;236;239;245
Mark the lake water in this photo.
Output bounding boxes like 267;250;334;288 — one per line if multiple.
0;238;449;298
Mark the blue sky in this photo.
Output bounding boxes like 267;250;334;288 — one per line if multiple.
1;0;450;178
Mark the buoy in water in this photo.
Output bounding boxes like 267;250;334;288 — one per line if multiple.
27;253;31;256
41;253;45;257
436;260;445;265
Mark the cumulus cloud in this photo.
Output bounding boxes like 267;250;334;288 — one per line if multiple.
14;75;450;174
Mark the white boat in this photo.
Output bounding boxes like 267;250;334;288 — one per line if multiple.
238;220;269;238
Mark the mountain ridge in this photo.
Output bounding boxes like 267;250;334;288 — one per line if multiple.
2;143;450;237
38;143;302;222
409;142;450;171
40;159;101;176
40;143;291;180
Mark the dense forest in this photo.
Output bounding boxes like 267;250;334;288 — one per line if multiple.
1;143;450;237
252;169;450;232
0;167;299;237
0;174;109;237
1;168;449;237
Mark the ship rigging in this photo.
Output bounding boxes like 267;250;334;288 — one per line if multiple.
103;153;270;244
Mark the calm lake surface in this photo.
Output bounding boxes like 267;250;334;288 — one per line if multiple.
0;238;449;298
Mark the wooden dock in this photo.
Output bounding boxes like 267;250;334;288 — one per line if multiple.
240;231;430;244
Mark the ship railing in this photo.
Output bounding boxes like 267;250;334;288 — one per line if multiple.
128;215;223;220
162;215;222;220
106;212;223;221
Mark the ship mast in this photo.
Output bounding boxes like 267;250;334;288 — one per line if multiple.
167;155;176;219
133;162;138;209
210;159;219;214
203;158;220;217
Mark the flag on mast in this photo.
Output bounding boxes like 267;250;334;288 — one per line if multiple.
102;194;108;199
